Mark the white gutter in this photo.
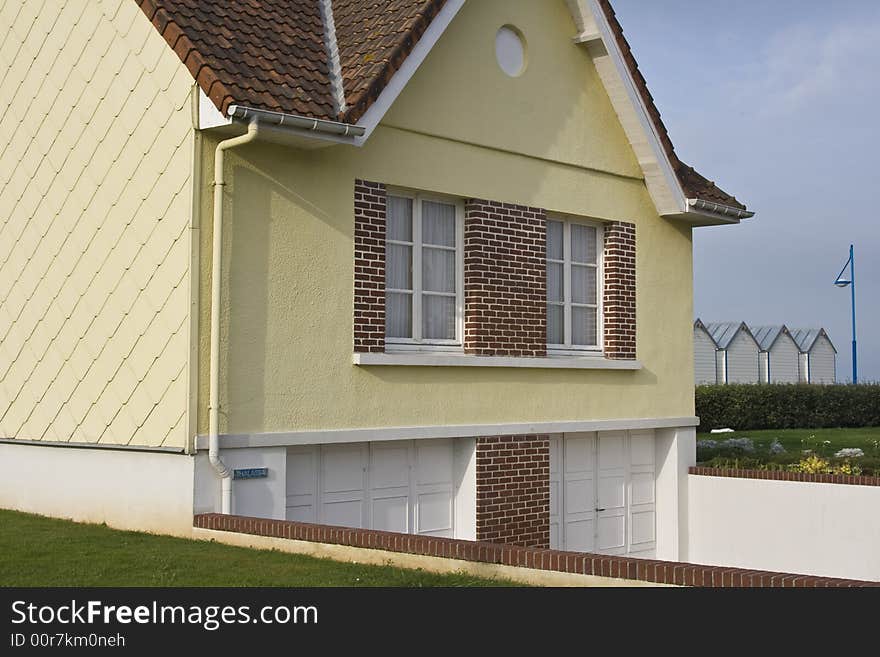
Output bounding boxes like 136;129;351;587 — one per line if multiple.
686;198;754;220
210;118;260;514
227;105;365;137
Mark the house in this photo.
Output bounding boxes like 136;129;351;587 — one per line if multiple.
693;319;719;384
0;0;752;562
751;325;801;384
705;322;761;384
790;328;837;384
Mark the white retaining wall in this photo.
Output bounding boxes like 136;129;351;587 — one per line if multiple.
0;442;195;536
687;474;880;581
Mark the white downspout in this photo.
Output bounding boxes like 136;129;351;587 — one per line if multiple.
210;119;260;514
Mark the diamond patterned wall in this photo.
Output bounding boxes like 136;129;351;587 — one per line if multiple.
0;0;194;448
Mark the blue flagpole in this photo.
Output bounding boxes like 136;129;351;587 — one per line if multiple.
850;244;857;384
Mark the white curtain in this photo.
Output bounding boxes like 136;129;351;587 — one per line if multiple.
387;196;413;241
547;220;563;260
386;293;412;338
386;243;412;290
421;201;456;340
423;295;455;339
572;306;597;346
547;304;564;344
547;261;563;302
571;224;597;264
422;201;455;246
571;264;597;305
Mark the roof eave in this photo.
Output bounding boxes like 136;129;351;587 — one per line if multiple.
662;198;755;226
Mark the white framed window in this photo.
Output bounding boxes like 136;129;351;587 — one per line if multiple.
385;191;464;349
546;217;603;353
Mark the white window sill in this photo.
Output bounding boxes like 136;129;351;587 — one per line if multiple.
352;352;642;370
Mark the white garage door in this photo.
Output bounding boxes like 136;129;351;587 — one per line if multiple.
550;430;656;557
285;439;454;537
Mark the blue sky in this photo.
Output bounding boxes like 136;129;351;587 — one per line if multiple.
613;0;880;382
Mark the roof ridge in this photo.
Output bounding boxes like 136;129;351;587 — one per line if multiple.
318;0;347;117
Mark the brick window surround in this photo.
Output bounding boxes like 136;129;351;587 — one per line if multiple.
353;179;386;353
463;200;547;357
602;221;636;360
475;434;550;548
354;181;637;361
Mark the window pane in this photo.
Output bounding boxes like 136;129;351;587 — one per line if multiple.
571;264;597;305
572;306;598;346
547;220;563;260
423;295;455;340
547;261;563;302
386;243;412;290
422;201;456;247
571;224;597;264
387;196;413;242
547;304;564;344
423;247;455;293
386;292;412;338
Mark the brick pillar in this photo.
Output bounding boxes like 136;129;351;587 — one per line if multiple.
475;435;550;548
353;179;386;353
463;200;546;357
603;221;636;359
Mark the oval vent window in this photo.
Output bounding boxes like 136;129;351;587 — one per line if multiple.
495;25;527;77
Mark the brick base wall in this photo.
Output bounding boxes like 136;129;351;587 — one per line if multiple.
353;179;386;353
603;221;636;359
194;514;878;587
463;200;546;357
475;434;550;548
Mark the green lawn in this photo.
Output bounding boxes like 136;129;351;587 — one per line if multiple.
696;426;880;475
0;510;516;587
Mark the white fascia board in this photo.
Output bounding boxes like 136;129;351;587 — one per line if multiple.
566;1;685;217
195;416;700;449
352;0;466;146
582;0;686;216
198;88;232;129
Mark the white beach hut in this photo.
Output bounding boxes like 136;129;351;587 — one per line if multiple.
751;325;801;383
706;322;761;384
790;328;837;384
693;319;719;384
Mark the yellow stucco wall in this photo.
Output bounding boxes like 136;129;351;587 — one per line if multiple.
0;1;195;448
196;0;696;437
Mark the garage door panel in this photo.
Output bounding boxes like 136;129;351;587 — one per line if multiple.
598;431;625;466
322;445;367;493
564;433;594;473
631;472;655;506
286;447;317;522
549;436;561;549
415;439;453;484
598;474;625;509
416;491;453;535
322;500;365;528
597;514;626;552
565;478;594;514
630;431;654;466
564;518;594;552
631;509;655;546
370;442;410;489
371;494;409;533
291;439;456;537
551;431;656;557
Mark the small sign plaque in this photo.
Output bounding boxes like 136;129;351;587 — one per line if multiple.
233;467;268;480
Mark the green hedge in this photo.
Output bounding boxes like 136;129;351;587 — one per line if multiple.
695;384;880;432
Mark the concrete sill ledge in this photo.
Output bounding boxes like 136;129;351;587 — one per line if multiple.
352;352;642;370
